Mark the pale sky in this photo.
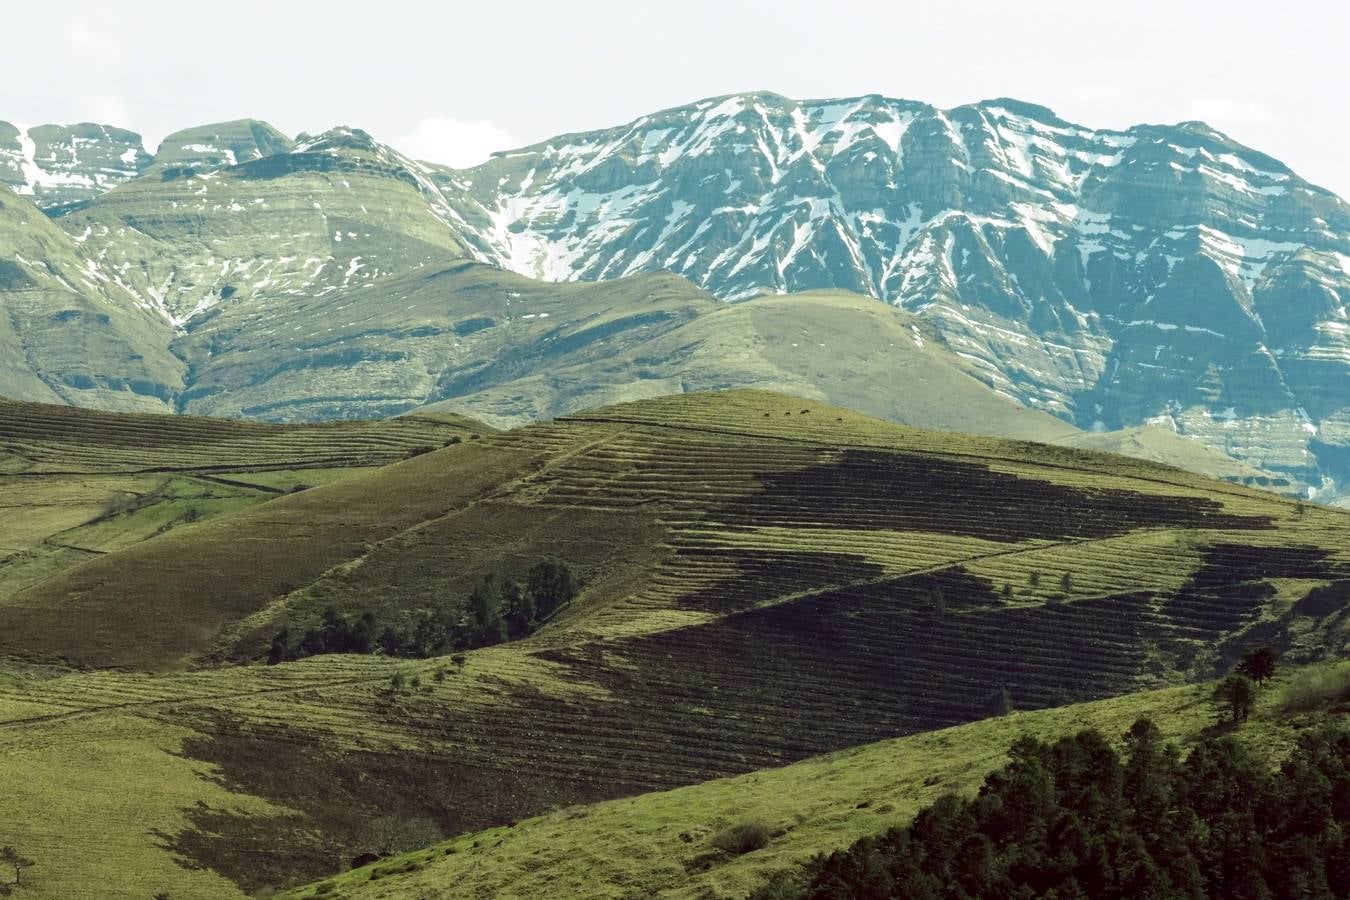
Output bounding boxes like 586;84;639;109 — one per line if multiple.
6;1;1349;196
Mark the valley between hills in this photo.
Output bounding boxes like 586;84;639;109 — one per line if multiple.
0;391;1345;897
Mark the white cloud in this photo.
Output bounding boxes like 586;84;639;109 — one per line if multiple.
82;93;131;126
67;17;123;65
1186;98;1277;131
393;117;520;169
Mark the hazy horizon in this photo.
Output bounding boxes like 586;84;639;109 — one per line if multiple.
6;0;1349;195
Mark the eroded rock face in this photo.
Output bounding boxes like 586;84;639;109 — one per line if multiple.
59;126;487;327
0;184;182;410
0;122;151;210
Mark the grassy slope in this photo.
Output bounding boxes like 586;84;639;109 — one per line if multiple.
281;663;1350;900
3;388;1338;671
0;390;1344;897
414;285;1079;444
0;185;183;412
0;439;518;668
0;400;483;616
0;398;483;474
1063;425;1290;493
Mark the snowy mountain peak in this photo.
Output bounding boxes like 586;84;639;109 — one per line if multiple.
427;92;1350;495
0;121;150;209
153;119;293;171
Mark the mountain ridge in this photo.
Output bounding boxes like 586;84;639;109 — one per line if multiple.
3;94;1349;497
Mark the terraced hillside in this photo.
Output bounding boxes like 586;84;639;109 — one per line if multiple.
0;397;480;473
0;391;1343;897
0;399;481;602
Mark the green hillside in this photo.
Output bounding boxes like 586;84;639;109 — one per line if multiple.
409;283;1080;443
0;399;482;602
0;391;1343;897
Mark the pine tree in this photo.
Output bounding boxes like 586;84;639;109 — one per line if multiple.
528;559;579;619
267;628;290;665
468;576;506;646
1236;647;1277;687
754;720;1350;900
1213;674;1255;723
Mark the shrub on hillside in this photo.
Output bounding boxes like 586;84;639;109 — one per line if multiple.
710;821;771;856
100;483;167;519
0;845;34;892
367;814;442;855
1281;662;1350;713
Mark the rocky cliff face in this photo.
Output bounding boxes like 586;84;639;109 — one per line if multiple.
2;99;1348;497
60;126;480;328
0;122;151;210
445;94;1350;494
0;184;182;409
149;119;294;172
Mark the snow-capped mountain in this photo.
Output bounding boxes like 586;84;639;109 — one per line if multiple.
0;121;150;210
58;124;483;328
446;93;1350;491
3;95;1350;497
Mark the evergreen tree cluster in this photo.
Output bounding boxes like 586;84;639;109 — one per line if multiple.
267;559;578;664
753;720;1350;900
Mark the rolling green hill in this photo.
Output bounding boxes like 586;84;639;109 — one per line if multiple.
0;399;483;603
0;125;1307;497
0;390;1344;897
406;284;1082;443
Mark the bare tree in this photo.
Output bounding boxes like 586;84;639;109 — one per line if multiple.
0;847;34;893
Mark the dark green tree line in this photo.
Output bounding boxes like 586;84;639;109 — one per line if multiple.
753;720;1350;899
267;559;579;664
